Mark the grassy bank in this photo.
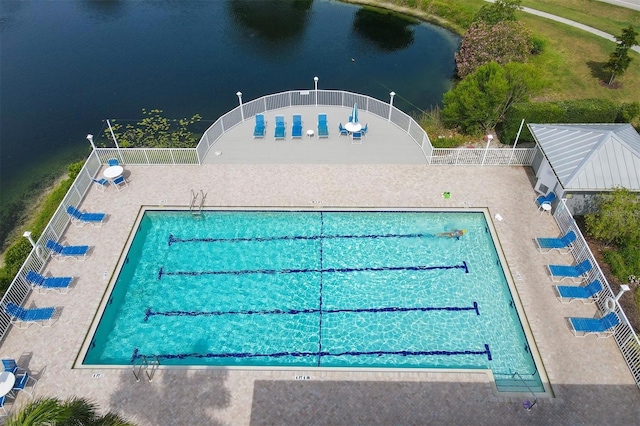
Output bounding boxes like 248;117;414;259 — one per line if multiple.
0;162;83;295
522;0;640;36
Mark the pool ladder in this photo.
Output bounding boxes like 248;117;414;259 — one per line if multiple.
513;372;537;410
189;189;206;216
133;355;160;382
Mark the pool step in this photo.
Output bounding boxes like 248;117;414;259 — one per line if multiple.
495;378;544;393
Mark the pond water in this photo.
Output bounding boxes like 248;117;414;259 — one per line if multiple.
0;0;459;241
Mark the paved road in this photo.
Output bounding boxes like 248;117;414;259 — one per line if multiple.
485;0;640;53
597;0;640;11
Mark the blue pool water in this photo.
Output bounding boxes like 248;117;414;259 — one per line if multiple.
83;210;543;392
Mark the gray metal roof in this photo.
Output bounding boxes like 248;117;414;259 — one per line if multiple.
528;123;640;191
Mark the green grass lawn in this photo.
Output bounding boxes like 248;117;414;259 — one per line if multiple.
522;14;640;103
363;0;640;104
521;0;640;36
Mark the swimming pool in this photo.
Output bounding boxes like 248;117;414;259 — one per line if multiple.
81;209;545;393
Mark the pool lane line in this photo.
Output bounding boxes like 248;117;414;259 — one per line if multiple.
317;212;324;367
131;344;492;364
167;230;464;246
143;302;480;321
157;261;469;280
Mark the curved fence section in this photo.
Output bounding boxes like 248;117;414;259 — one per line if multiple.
0;151;103;343
195;89;434;162
554;199;640;390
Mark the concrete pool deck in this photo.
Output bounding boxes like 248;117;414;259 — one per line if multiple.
2;161;639;424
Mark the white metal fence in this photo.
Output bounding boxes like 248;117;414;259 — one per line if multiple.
0;151;103;342
94;148;199;165
195;89;536;166
92;90;535;167
554;199;640;390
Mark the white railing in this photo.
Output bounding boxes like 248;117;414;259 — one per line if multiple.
94;148;199;165
554;199;640;390
194;89;535;166
430;147;536;166
196;89;439;162
0;151;103;343
90;90;535;167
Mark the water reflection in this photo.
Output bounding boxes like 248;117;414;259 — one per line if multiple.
353;8;416;51
227;0;313;42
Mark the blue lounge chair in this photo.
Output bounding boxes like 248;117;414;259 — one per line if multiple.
107;158;119;167
66;206;106;227
253;114;266;138
45;240;89;261
556;279;602;304
317;114;329;138
113;175;128;191
11;372;37;396
25;271;73;294
570;311;619;338
547;259;592;282
0;394;10;416
536;230;576;253
291;115;303;139
2;359;25;375
92;178;109;192
4;302;56;328
318;124;329;138
535;191;556;207
274;115;286;140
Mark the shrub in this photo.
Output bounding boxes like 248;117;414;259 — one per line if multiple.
67;160;84;180
585;187;640;246
604;246;640;284
455;21;532;78
473;0;522;26
443;61;540;134
529;34;546;55
500;99;627;144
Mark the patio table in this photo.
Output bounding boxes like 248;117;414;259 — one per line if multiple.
344;122;362;133
0;371;15;397
103;165;124;180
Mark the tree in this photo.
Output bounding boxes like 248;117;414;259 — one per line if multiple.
6;397;136;426
455;21;532;78
585;187;640;246
603;25;639;85
442;61;540;134
473;0;522;26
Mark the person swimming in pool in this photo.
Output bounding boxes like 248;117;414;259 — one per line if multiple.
436;229;466;239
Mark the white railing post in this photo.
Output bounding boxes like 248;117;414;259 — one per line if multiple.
482;134;493;165
236;92;244;121
388;91;395;121
314;76;318;107
106;119;123;165
86;134;96;151
509;119;525;165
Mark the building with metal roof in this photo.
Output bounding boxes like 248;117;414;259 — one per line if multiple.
528;123;640;214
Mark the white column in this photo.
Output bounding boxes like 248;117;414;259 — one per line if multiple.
314;76;319;107
388;91;395;121
236;91;244;121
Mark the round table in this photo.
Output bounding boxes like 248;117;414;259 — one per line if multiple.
0;371;15;397
540;202;552;215
306;129;314;138
344;122;362;133
103;165;124;179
